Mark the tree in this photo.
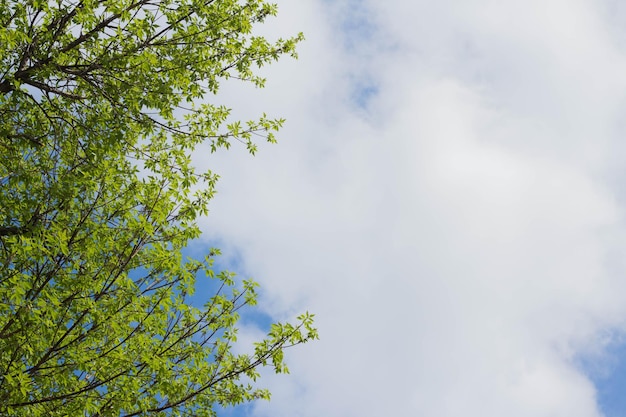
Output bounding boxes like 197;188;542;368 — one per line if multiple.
0;0;317;416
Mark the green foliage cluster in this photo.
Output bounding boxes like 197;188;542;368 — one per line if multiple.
0;0;317;415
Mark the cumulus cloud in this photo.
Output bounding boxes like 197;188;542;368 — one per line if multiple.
195;1;626;416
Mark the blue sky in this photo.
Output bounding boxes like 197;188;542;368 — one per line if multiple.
584;340;626;417
189;1;626;416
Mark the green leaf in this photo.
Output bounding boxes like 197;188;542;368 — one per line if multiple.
0;0;315;415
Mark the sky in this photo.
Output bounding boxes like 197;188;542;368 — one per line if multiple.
192;1;626;416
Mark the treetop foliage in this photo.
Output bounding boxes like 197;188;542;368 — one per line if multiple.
0;0;316;415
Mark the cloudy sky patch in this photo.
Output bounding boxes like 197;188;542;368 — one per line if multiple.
193;1;626;416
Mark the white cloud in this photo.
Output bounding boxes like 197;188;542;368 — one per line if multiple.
195;1;626;416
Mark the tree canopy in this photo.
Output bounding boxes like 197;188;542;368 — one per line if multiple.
0;0;316;415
